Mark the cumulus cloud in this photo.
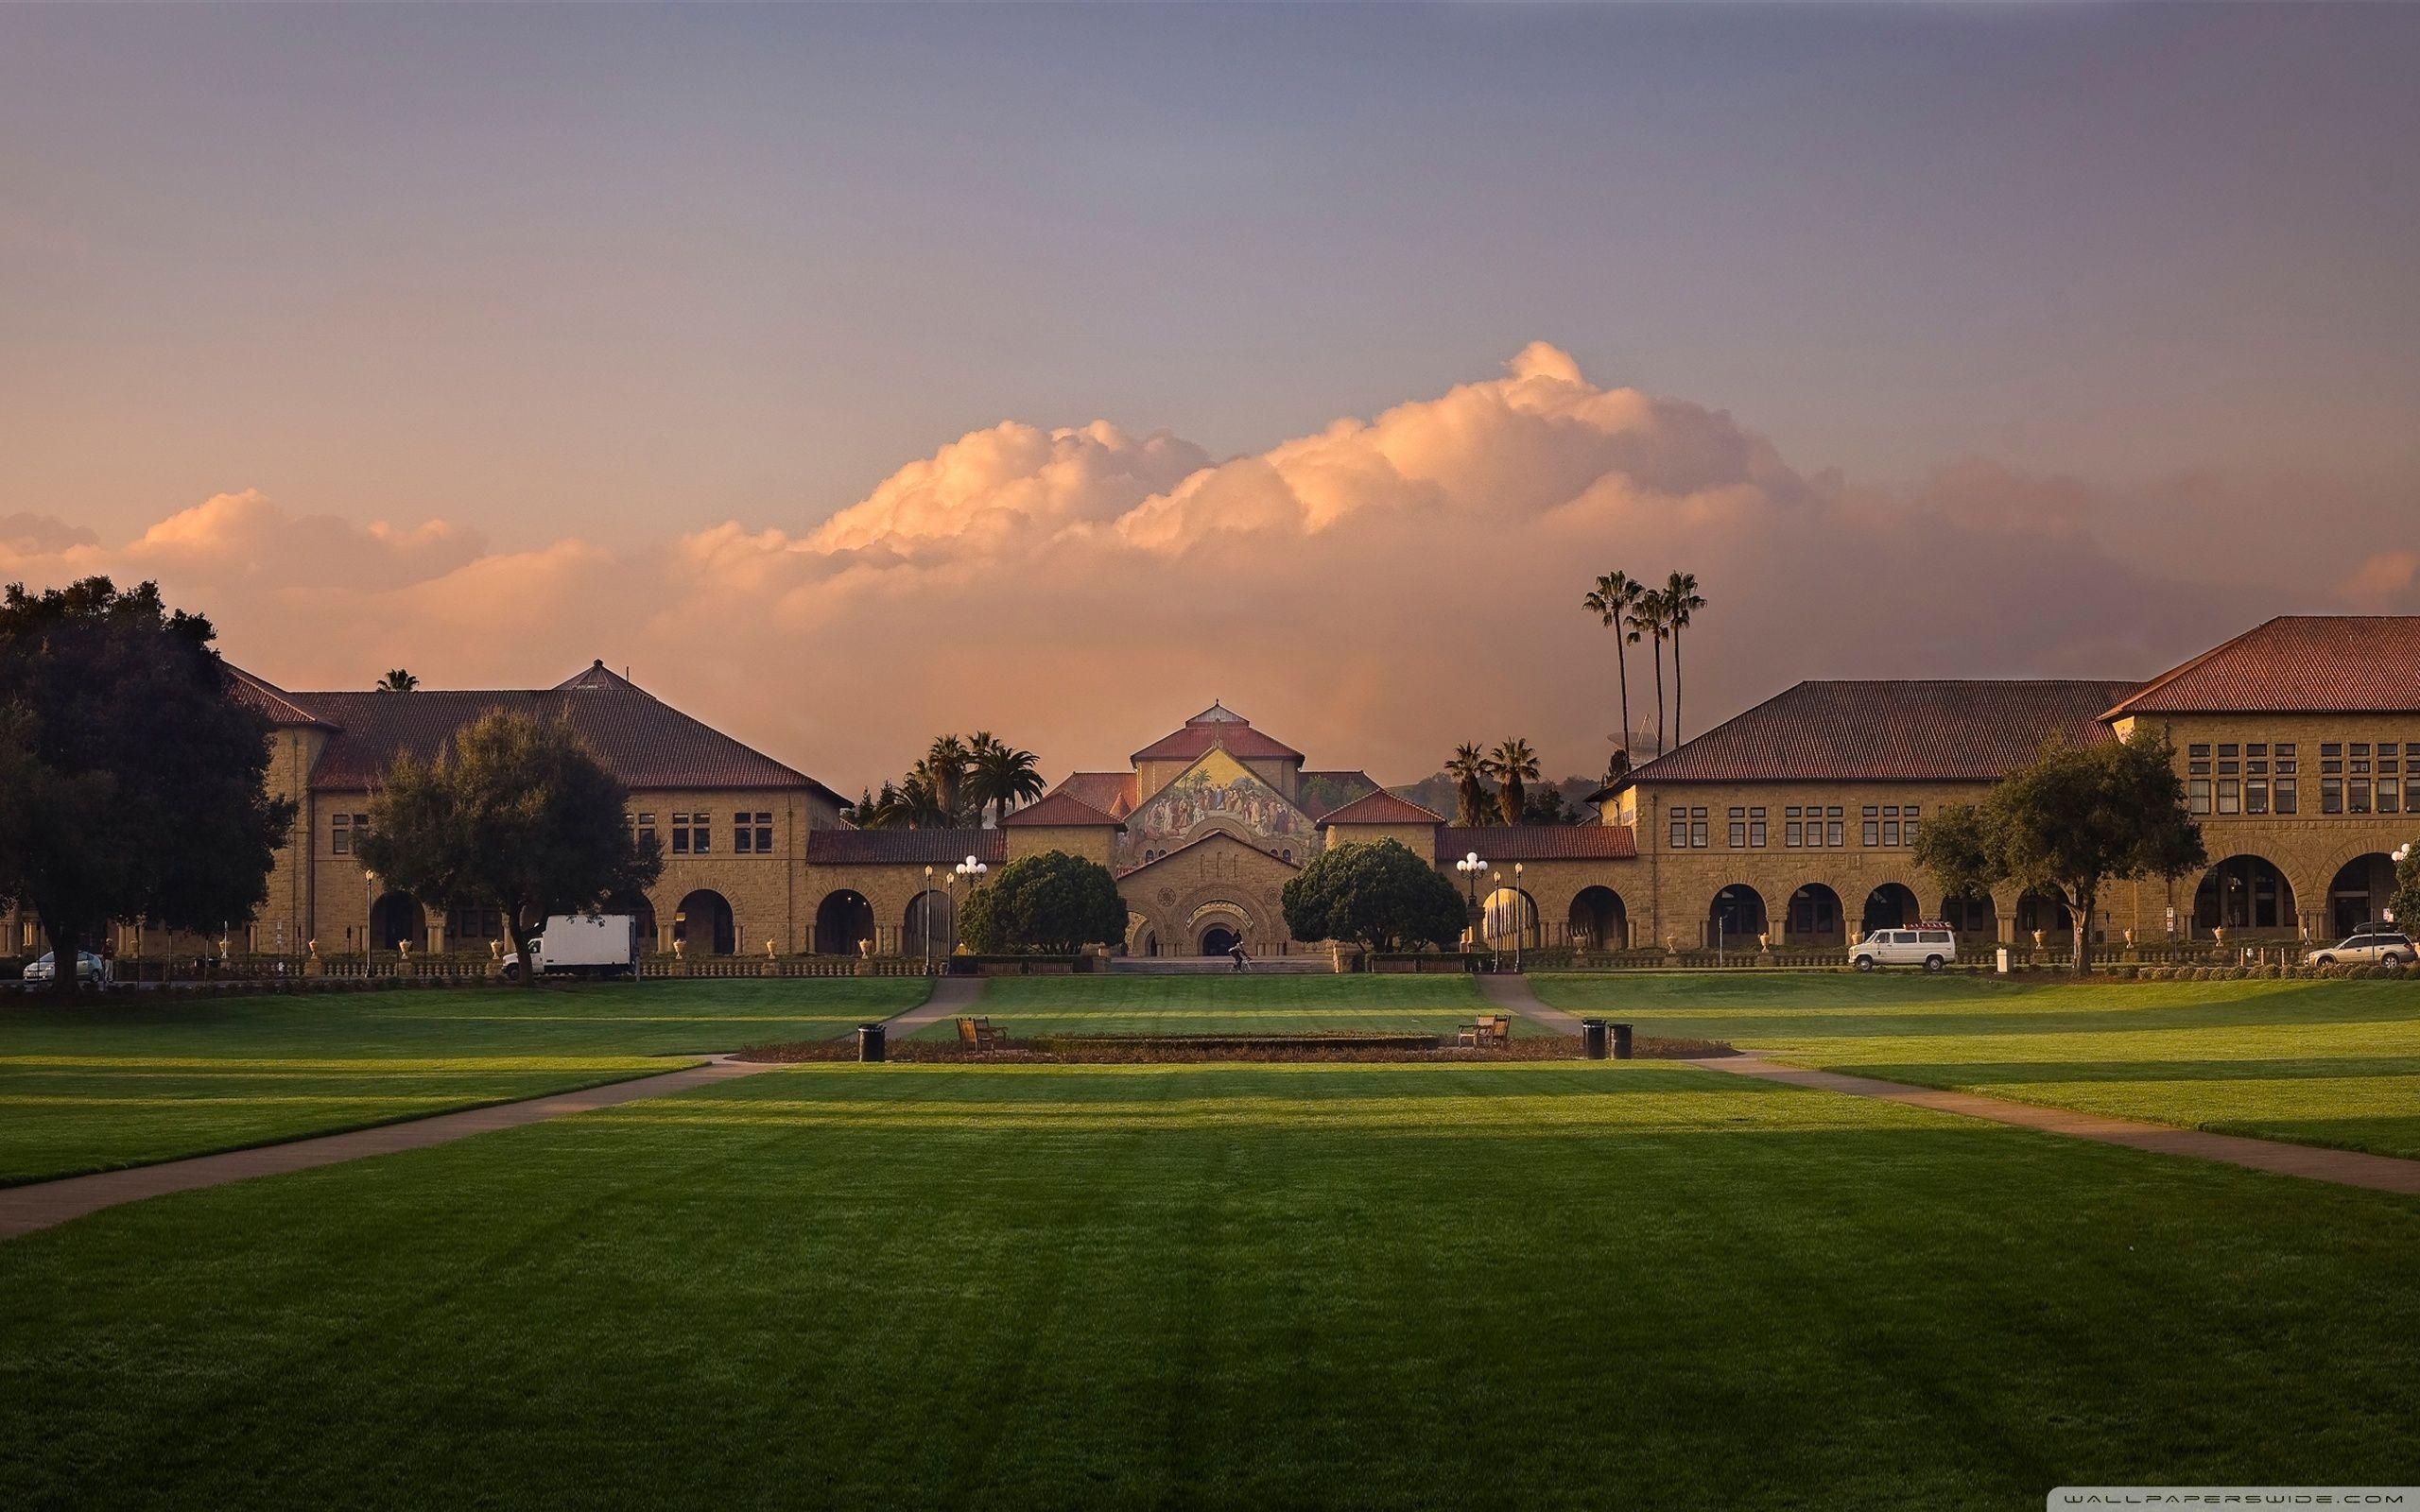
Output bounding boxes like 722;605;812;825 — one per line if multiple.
0;346;2300;786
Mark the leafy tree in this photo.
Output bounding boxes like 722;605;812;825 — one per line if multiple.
1444;743;1493;826
1281;839;1468;954
1519;784;1583;826
2391;840;2420;938
959;850;1127;954
1582;571;1645;770
0;578;295;994
376;669;419;692
1914;728;2204;975
967;731;1046;826
1488;737;1540;826
355;711;662;986
1662;571;1704;746
1602;747;1633;788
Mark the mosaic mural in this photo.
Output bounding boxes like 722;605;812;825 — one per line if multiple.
1118;748;1315;869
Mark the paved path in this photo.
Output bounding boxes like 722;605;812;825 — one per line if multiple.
1695;1054;2420;1195
878;974;988;1040
0;1056;780;1242
1477;971;1586;1033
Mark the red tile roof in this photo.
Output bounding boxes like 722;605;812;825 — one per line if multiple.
1132;702;1305;764
1297;769;1379;819
999;792;1124;828
1118;826;1300;877
1602;679;2137;793
1436;826;1637;862
806;828;1004;867
1055;771;1139;817
1317;790;1445;828
2101;616;2420;717
251;662;843;801
226;666;327;727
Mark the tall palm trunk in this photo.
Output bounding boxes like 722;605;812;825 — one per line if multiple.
1615;638;1633;765
1651;635;1667;756
1670;622;1684;747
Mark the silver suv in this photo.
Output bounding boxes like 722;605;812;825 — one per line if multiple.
2306;931;2412;968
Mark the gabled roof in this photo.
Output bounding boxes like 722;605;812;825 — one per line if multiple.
1052;771;1140;818
243;662;845;801
2100;616;2420;718
1317;790;1445;828
1598;679;2137;795
225;665;327;728
1117;826;1301;878
999;792;1124;828
806;828;1005;867
1437;826;1637;862
1132;702;1305;764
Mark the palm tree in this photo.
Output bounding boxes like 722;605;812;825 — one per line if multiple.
1629;591;1669;755
376;669;418;693
1663;572;1705;747
1581;572;1643;766
1444;742;1492;826
892;773;949;830
967;732;1046;826
1489;738;1540;826
923;734;970;821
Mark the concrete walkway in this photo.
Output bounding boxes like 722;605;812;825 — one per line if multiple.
878;973;988;1040
1695;1054;2420;1195
0;1056;779;1242
1476;971;1586;1034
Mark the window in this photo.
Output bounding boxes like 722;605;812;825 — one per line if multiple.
2275;777;2297;815
1861;806;1879;847
1749;808;1767;848
2322;778;2343;815
2189;779;2210;816
2275;743;2296;776
2248;779;2268;815
2384;781;2401;816
332;812;367;855
2351;779;2372;814
1825;806;1844;848
633;812;657;853
2187;743;2211;778
1904;804;1921;843
670;812;691;855
1785;806;1803;847
1728;807;1746;849
670;812;710;854
2406;773;2420;813
2217;779;2239;815
1670;813;1688;850
1690;807;1708;849
735;811;772;853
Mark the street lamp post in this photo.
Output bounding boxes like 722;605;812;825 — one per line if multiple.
363;869;378;977
1454;851;1484;952
1512;862;1526;972
953;854;988;957
923;865;935;975
1490;869;1503;971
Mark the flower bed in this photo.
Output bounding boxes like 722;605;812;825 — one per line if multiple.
736;1033;1737;1064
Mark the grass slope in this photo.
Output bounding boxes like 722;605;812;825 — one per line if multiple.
0;976;924;1184
1532;972;2420;1157
0;1062;2411;1509
912;971;1501;1040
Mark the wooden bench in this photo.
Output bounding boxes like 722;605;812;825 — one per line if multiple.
956;1015;1008;1051
1455;1014;1510;1049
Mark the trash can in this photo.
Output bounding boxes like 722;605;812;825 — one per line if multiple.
1612;1022;1634;1060
1582;1018;1610;1059
856;1022;888;1063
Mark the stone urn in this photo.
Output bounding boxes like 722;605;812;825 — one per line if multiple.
1665;933;1681;955
1756;932;1772;953
2212;925;2227;948
2031;929;2045;950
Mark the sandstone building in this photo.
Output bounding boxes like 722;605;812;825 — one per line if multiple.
7;616;2415;963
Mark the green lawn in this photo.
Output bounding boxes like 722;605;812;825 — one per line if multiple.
0;977;924;1184
909;971;1505;1040
1532;971;2420;1158
0;1061;2411;1509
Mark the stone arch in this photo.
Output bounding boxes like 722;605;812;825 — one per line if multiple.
1567;885;1627;951
2015;890;2072;940
903;888;957;958
605;890;658;954
1783;883;1845;946
1480;886;1541;950
2323;852;2396;938
811;889;873;956
2192;854;2296;934
369;890;421;952
1938;888;1996;938
1125;913;1159;958
1707;884;1766;949
1860;882;1923;936
677;889;737;956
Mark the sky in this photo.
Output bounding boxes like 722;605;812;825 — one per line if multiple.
3;4;2417;792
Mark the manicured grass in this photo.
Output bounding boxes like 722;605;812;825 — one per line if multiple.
0;1061;2411;1509
1532;971;2420;1158
909;971;1502;1040
0;977;924;1184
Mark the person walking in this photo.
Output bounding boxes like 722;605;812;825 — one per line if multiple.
1229;938;1250;973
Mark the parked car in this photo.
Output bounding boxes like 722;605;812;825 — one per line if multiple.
2306;931;2412;968
21;951;111;988
1850;926;1957;972
500;913;641;981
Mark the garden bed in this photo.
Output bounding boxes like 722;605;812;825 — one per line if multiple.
737;1033;1736;1064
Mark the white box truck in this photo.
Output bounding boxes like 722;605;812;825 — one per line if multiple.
501;914;641;981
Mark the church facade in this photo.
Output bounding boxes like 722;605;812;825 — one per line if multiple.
8;616;2418;965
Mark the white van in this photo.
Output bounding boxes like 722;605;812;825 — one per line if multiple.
1851;925;1957;972
501;914;641;981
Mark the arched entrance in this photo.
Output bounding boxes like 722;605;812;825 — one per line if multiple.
370;890;421;952
2017;890;2072;940
2193;855;2294;934
813;890;873;956
1708;885;1766;949
606;891;658;954
2327;853;2394;937
1200;924;1241;956
1567;886;1627;951
1786;885;1842;945
1940;890;1995;938
1481;887;1540;950
903;889;957;957
1860;883;1921;936
676;889;736;956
